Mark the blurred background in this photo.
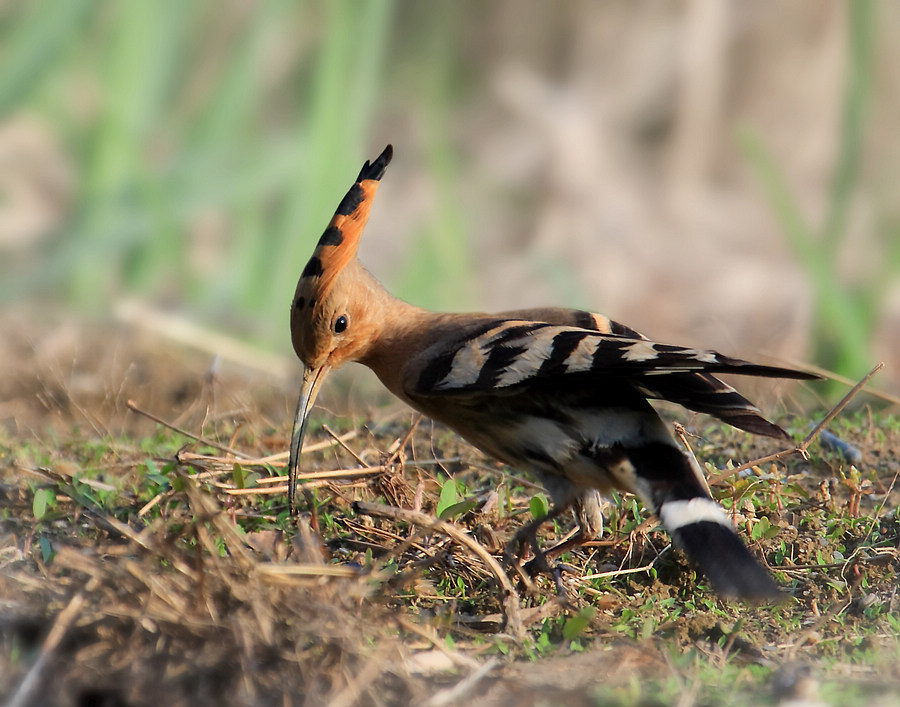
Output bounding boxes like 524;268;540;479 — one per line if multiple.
2;0;898;408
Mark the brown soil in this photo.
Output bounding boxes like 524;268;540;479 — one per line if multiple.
2;313;899;706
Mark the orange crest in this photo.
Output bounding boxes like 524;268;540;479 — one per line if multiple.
298;145;393;303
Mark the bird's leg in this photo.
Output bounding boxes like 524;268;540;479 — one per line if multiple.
522;532;582;597
505;503;571;597
515;492;606;596
538;491;605;567
539;531;591;568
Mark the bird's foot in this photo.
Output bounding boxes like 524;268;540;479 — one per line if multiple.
504;517;575;600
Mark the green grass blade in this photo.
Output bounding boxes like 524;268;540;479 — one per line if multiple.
0;1;92;114
822;0;875;253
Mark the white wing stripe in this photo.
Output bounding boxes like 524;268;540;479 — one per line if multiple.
623;340;659;362
434;322;512;389
495;333;556;387
564;335;599;373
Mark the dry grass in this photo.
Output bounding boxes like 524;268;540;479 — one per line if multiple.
2;324;900;706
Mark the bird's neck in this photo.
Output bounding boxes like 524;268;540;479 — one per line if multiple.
350;266;459;399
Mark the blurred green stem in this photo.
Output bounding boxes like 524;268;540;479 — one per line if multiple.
739;0;879;386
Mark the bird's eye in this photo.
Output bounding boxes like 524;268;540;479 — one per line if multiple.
334;314;349;334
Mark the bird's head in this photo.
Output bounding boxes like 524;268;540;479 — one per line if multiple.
288;144;393;511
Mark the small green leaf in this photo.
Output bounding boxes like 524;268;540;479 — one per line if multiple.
751;516;769;541
435;478;459;518
529;493;549;521
145;473;169;487
751;516;779;541
39;536;53;563
438;499;477;521
232;463;245;489
537;632;551;651
33;488;52;520
562;607;596;640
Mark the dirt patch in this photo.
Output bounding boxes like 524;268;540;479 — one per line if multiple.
2;314;899;706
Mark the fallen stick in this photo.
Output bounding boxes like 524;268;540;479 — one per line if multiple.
709;362;884;485
7;591;87;707
354;500;523;638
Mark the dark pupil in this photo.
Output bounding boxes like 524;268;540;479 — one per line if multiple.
334;315;348;334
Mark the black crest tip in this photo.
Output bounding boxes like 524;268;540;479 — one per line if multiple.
357;144;393;183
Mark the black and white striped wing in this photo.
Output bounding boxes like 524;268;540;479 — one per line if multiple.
406;319;817;439
410;320;812;395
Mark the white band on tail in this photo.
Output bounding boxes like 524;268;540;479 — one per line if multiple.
660;498;733;532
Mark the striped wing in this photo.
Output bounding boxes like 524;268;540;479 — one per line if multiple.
408;316;816;438
412;320;811;393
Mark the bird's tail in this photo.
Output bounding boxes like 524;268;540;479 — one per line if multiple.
635;371;798;439
624;441;780;600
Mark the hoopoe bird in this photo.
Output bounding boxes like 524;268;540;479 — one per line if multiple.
288;145;817;600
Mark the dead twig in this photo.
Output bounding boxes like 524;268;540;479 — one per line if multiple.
675;422;711;496
175;432;357;468
422;658;500;707
761;352;900;406
388;414;424;463
7;590;87;707
323;423;370;467
709;362;884;485
217;465;384;494
799;362;884;452
579;556;665;582
256;563;361;580
127;399;252;459
354;500;523;638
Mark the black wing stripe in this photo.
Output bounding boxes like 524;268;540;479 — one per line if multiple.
536;330;592;377
475;344;529;389
416;348;458;393
590;338;633;371
485;324;559;388
572;310;600;330
609;319;645;338
416;319;508;392
638;371;792;439
494;322;553;345
421;321;557;391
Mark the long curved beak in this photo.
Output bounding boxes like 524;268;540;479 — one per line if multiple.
288;364;330;513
